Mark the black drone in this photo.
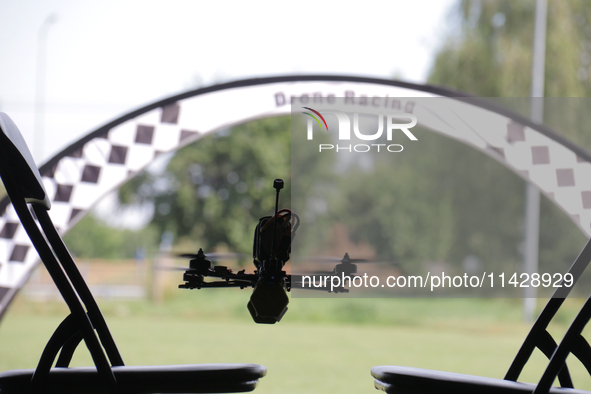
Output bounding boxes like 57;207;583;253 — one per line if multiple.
175;179;365;324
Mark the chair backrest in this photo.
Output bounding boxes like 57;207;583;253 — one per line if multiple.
0;112;50;209
0;112;122;390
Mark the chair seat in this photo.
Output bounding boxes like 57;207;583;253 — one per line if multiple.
371;366;591;394
0;363;267;394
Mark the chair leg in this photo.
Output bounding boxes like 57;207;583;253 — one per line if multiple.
571;335;591;377
534;329;572;388
506;238;591;383
55;332;84;368
34;205;124;367
10;199;118;392
534;298;591;394
31;314;80;383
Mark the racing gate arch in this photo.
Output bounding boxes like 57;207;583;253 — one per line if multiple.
1;75;590;320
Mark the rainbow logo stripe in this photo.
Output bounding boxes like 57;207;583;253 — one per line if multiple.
302;107;328;131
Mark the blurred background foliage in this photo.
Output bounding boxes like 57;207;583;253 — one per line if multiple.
431;0;591;98
63;214;159;260
63;0;590;283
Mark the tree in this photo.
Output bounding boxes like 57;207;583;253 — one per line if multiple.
119;116;292;256
430;0;591;98
63;213;159;259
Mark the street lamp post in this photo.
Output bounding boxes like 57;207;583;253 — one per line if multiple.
523;0;547;322
34;14;58;162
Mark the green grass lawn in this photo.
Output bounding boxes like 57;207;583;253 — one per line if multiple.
1;290;590;393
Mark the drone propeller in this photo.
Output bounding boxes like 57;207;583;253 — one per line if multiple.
156;265;191;271
292;253;369;264
307;270;338;275
176;251;249;260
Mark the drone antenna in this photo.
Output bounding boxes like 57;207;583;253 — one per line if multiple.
271;179;284;257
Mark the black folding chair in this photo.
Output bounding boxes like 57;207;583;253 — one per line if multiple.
0;112;266;393
372;237;591;394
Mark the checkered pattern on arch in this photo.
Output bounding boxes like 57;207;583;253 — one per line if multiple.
0;102;202;309
473;119;591;235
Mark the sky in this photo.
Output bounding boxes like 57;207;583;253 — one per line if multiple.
0;0;456;165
